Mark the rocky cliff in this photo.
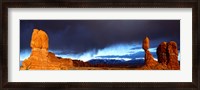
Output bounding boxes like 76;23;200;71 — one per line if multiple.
20;29;73;70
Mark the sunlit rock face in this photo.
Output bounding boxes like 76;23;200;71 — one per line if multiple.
20;29;73;70
30;29;48;50
142;37;179;70
142;37;149;51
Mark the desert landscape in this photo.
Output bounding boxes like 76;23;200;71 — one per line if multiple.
20;29;180;70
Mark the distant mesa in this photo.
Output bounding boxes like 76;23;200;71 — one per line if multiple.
20;29;73;70
142;37;180;70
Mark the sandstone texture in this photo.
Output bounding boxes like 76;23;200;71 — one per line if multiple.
30;29;48;50
167;41;180;70
20;29;73;70
142;37;159;68
142;37;180;70
142;37;149;51
144;50;159;67
157;42;168;64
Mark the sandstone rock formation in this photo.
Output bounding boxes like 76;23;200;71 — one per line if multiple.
20;29;73;70
142;37;158;67
157;42;168;64
30;29;48;50
142;37;180;70
142;37;149;51
156;41;180;70
167;41;180;70
144;50;159;67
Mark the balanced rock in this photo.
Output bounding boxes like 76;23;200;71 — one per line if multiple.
142;37;149;50
142;37;158;67
157;42;168;64
20;29;73;70
141;37;180;70
167;41;179;70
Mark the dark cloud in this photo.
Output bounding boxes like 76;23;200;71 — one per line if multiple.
20;20;180;54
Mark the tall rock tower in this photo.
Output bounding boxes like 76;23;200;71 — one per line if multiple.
157;42;168;64
166;41;180;69
20;29;73;70
157;41;180;70
142;37;158;67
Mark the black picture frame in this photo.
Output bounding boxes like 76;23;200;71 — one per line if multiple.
1;0;199;89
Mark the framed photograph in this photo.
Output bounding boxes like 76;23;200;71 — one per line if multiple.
1;0;199;89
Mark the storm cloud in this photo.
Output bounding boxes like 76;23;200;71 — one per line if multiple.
20;20;180;56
